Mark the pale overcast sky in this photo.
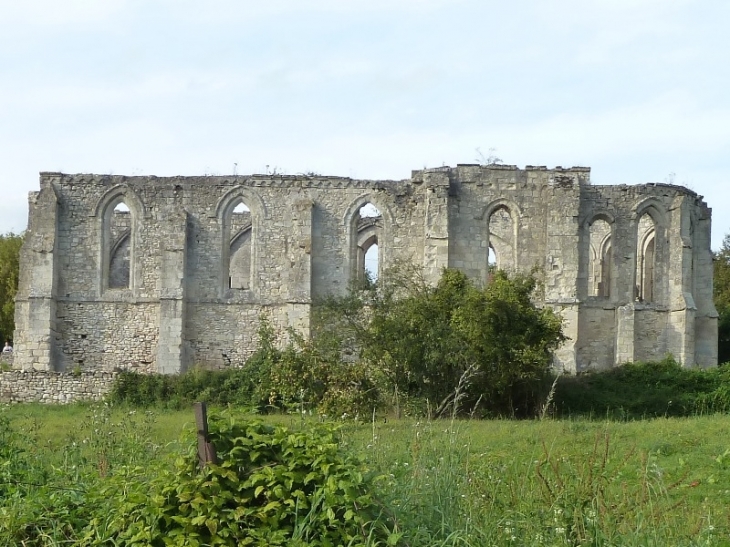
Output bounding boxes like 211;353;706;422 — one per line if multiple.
1;0;729;248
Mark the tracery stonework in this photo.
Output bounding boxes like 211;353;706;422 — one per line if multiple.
13;165;718;375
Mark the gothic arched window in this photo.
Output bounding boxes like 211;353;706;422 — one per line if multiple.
637;212;657;302
588;218;612;298
355;203;382;284
107;201;132;290
487;205;515;272
227;201;252;290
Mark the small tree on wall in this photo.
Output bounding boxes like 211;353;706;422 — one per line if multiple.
0;232;22;344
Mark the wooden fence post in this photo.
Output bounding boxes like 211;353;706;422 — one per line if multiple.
194;401;217;469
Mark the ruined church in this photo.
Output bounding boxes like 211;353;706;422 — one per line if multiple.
13;164;718;375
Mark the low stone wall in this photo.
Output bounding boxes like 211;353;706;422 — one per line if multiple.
0;370;116;403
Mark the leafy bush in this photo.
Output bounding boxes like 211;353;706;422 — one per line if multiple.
319;267;565;418
555;357;730;418
265;331;385;418
94;413;392;546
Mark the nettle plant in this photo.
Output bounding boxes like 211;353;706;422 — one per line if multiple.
96;412;394;547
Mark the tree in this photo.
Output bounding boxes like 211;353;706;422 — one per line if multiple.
713;234;730;363
0;232;22;344
318;266;566;417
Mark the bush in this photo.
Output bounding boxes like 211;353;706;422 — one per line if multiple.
554;357;730;419
94;413;393;546
109;368;247;409
265;332;385;418
319;267;565;418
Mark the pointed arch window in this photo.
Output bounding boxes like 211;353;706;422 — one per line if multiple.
226;201;252;290
487;205;515;272
106;200;133;290
588;218;612;298
355;203;382;284
637;213;657;302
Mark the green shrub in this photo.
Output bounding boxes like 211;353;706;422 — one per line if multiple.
555;357;730;419
328;268;565;418
94;413;393;546
265;332;385;418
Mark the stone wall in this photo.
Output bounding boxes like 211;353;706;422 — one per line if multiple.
0;370;114;403
12;165;718;379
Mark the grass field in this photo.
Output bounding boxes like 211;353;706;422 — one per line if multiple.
3;403;730;545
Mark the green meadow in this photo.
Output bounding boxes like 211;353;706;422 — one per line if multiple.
2;403;730;546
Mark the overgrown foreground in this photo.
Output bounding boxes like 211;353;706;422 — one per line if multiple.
2;405;730;546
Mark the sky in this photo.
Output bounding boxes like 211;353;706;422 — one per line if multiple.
1;0;729;249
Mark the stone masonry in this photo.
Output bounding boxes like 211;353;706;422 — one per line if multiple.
13;165;718;377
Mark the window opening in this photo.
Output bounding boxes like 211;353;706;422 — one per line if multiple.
600;240;612;298
108;201;131;289
364;242;379;282
488;245;498;270
636;213;656;302
228;201;252;290
487;206;514;273
588;219;612;297
356;203;382;284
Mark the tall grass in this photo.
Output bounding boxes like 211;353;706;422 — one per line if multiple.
344;415;730;545
2;403;730;545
